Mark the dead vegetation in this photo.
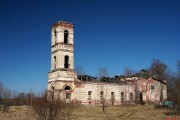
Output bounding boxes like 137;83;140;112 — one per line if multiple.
33;91;77;120
0;105;179;120
73;105;179;120
0;106;37;120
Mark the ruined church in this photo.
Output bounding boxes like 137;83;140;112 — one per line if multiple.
48;21;167;105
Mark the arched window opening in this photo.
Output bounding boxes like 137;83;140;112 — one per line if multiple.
64;30;69;44
111;92;115;105
54;56;56;69
140;92;143;101
64;86;71;90
54;30;57;43
129;92;133;100
111;92;115;99
121;92;124;103
54;30;57;37
150;85;155;91
100;91;104;103
64;55;69;68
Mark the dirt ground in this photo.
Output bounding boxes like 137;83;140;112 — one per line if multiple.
0;105;179;120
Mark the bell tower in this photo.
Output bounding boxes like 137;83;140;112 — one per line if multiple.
48;21;77;100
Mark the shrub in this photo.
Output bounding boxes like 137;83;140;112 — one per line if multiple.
33;91;75;120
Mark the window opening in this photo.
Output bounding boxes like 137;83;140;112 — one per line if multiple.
54;56;56;69
100;91;104;103
64;30;69;44
111;92;115;98
130;92;133;100
88;91;92;104
66;93;71;99
54;30;57;44
121;92;124;103
88;91;92;95
111;92;115;105
54;30;57;37
150;85;155;91
64;55;69;68
140;92;143;101
64;86;71;90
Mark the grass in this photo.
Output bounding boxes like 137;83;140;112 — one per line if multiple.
0;105;179;120
72;105;179;120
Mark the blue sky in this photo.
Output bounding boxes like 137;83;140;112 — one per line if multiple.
0;0;179;93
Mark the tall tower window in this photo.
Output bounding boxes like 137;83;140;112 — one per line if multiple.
54;30;57;37
64;30;69;44
54;30;57;43
54;56;56;69
64;55;69;68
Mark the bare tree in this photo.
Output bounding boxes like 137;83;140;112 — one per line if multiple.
98;67;108;78
0;82;4;104
26;92;35;106
177;60;180;79
0;83;11;112
164;60;180;104
175;60;180;104
75;66;85;75
2;88;11;101
123;66;135;78
97;67;109;113
17;92;26;105
149;59;168;80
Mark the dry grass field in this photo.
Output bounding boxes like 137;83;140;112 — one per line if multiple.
0;106;37;120
0;105;179;120
73;105;179;120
